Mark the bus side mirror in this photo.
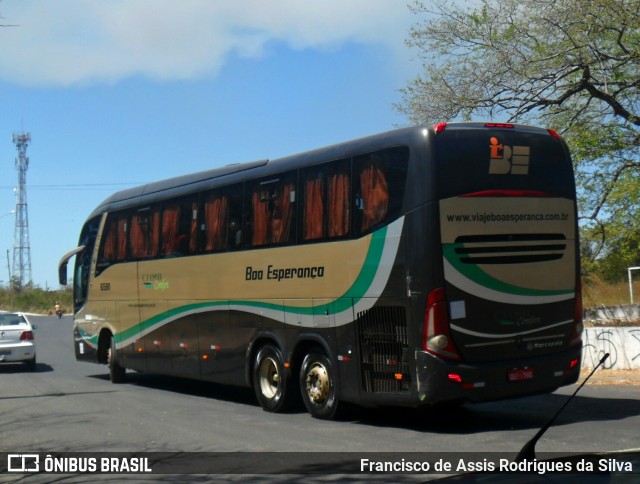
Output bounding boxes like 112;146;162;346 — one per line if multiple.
59;264;67;286
58;246;86;286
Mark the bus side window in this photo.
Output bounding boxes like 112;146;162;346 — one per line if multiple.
102;214;127;261
201;184;242;253
97;211;129;274
301;158;350;241
203;191;229;252
161;203;181;256
354;147;409;235
246;173;296;247
160;195;198;257
356;159;389;233
130;207;161;259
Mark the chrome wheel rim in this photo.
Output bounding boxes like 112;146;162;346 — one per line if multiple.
305;363;329;404
258;356;279;399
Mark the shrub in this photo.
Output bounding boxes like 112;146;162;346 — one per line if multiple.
0;286;73;314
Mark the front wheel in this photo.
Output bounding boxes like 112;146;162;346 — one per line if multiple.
299;352;339;419
108;335;126;383
253;345;295;412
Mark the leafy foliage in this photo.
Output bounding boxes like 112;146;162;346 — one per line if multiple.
400;0;640;280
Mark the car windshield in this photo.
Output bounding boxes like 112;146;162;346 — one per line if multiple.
0;314;26;326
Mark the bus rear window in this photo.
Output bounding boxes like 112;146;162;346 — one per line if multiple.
435;128;574;200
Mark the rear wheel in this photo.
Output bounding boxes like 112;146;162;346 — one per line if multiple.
299;351;339;419
108;335;126;383
253;344;295;412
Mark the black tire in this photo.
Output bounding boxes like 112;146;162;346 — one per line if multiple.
299;351;339;419
253;344;295;412
108;335;126;383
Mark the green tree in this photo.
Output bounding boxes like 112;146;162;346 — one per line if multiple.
400;0;640;279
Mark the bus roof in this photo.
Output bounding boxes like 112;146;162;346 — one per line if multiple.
86;123;564;220
86;126;429;219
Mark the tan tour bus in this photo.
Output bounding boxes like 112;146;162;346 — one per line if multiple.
59;123;583;419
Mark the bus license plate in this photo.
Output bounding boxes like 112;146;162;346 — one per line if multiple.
508;368;533;381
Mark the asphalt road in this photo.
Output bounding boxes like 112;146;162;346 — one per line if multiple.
1;315;639;481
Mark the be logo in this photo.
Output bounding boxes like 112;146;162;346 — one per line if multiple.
489;137;530;175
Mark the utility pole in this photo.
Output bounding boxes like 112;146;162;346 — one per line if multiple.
6;249;10;284
12;132;32;288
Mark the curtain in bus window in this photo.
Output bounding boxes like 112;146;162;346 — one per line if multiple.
304;176;324;240
162;204;180;255
204;193;229;251
130;214;146;259
252;188;270;246
328;170;350;237
359;162;389;232
190;200;198;254
116;217;127;260
272;181;294;244
101;222;114;261
101;219;117;261
150;209;161;257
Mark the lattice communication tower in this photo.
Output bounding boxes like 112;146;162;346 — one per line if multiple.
12;132;32;287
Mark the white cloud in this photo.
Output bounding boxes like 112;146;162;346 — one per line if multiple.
0;0;414;85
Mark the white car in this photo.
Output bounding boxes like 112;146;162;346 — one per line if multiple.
0;312;36;371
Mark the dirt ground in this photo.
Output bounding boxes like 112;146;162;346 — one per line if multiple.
581;368;640;385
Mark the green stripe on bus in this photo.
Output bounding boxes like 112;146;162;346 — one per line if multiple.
80;328;98;346
442;244;572;297
116;225;389;343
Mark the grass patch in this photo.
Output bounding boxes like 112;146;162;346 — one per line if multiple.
582;275;634;308
0;286;73;315
582;274;639;326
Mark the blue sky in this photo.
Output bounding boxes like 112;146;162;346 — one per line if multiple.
0;0;420;288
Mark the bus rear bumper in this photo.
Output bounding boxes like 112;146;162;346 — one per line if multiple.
416;345;582;405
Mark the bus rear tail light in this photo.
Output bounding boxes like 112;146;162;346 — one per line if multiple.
20;331;34;341
433;122;447;134
548;129;561;139
484;123;514;129
447;373;463;383
422;288;461;361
